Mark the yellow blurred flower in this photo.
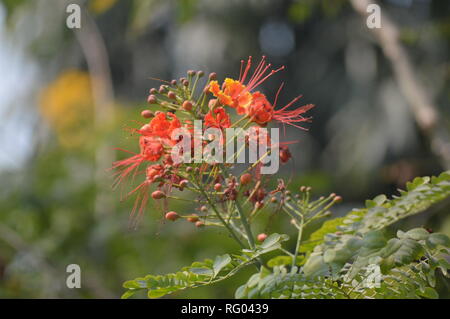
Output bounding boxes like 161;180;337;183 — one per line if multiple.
39;70;94;148
89;0;118;14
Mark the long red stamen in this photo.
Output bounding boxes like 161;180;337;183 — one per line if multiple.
271;92;315;130
249;66;284;91
273;102;315;130
247;56;267;85
111;155;144;189
239;59;245;82
129;182;150;229
276;95;303;112
273;82;285;108
240;56;253;83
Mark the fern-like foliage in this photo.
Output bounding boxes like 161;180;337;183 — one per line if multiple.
123;171;450;299
122;234;288;299
302;171;450;277
237;171;450;299
303;171;450;254
237;228;449;298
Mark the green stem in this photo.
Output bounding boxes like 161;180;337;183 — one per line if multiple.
292;216;304;270
190;177;246;249
235;199;256;249
219;164;256;249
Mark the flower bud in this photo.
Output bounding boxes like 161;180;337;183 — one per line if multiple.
151;190;166;199
168;91;177;100
279;146;292;164
195;221;205;228
159;85;167;94
182;100;193;111
209;72;217;81
240;173;252;185
214;183;222;191
141;110;154;119
165;211;179;221
257;233;268;242
140;124;150;132
255;201;264;210
187;214;199;223
149;88;157;94
179;180;188;190
147;95;157;104
333;196;343;203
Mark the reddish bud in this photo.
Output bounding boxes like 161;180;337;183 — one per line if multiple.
197;70;204;78
255;201;264;210
165;211;179;221
270;197;277;203
147;95;157;104
187;214;199;223
279;146;292;164
214;183;222;191
149;88;157;94
168;91;176;99
170;79;177;86
179;180;188;190
333;196;343;203
195;221;205;228
159;85;167;93
182;100;193;111
209;72;217;81
200;205;208;213
240;173;252;185
151;190;166;199
141;110;154;119
257;233;268;242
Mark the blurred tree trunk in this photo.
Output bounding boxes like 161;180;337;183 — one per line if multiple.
350;0;450;170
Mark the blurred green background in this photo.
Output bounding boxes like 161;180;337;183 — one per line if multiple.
0;0;449;298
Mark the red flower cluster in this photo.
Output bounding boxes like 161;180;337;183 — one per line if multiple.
112;57;314;224
209;56;314;129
